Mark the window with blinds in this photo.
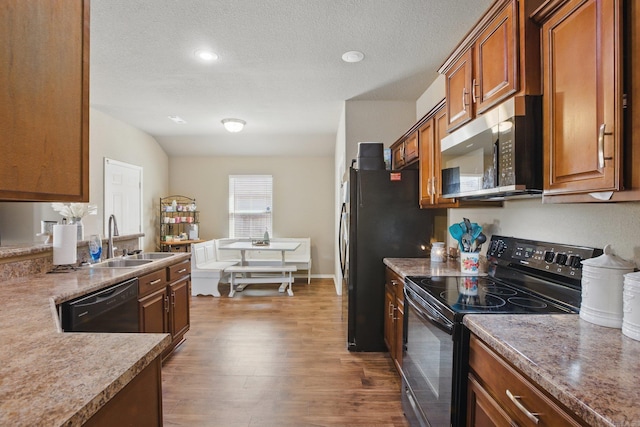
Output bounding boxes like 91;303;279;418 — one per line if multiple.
228;175;273;238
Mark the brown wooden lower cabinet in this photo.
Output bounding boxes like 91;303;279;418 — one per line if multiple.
84;356;163;427
138;259;191;360
467;334;586;426
384;267;404;372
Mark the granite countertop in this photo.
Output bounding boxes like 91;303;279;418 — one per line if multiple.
384;257;488;278
0;252;190;426
464;314;640;427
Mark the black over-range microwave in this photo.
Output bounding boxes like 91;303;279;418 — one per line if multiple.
440;95;542;200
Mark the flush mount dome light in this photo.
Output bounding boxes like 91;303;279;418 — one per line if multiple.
342;50;364;63
221;118;246;133
194;49;218;61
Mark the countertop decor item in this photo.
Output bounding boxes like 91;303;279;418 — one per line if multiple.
51;203;97;242
580;244;635;328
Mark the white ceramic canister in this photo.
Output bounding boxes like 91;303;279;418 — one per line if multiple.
622;272;640;341
580;244;635;328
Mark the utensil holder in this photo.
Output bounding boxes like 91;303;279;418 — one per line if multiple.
460;252;480;273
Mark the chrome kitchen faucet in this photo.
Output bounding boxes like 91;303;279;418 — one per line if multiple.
107;214;119;258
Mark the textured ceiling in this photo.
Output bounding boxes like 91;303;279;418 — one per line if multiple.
90;0;493;157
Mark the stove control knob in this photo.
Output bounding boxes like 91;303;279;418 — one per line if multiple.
544;251;555;263
566;254;577;267
497;241;507;254
555;253;568;265
571;255;583;268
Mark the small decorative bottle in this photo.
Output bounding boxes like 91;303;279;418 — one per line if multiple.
263;230;270;244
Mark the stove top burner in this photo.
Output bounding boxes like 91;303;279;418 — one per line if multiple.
440;290;506;308
507;297;548;309
482;285;517;297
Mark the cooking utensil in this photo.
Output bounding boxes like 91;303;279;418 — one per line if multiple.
448;223;465;249
474;232;487;252
461;218;474;252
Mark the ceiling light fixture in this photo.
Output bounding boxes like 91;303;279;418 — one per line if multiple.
221;118;246;133
194;49;218;61
342;50;365;63
168;115;187;124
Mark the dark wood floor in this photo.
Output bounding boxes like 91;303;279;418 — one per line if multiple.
161;279;409;427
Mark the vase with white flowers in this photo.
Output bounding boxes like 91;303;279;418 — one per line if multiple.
51;203;97;241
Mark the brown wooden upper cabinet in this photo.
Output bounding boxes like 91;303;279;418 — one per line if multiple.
535;0;623;197
442;0;518;131
419;101;459;208
0;0;90;201
391;131;419;170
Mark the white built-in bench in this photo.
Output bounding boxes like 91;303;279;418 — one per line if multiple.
225;265;297;297
190;240;238;297
216;237;312;284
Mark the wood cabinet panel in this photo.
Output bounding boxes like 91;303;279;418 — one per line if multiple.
475;0;518;113
467;375;513;427
84;357;163;427
0;0;89;201
139;287;168;334
542;0;622;195
469;335;584;426
138;269;167;298
384;267;404;373
169;278;190;339
419;101;459;208
445;49;474;130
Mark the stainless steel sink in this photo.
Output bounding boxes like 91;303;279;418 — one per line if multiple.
88;258;154;268
126;252;176;260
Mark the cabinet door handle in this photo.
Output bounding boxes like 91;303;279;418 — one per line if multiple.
391;280;399;287
388;303;394;317
506;389;540;424
177;268;187;274
149;278;162;285
426;177;432;196
598;123;613;169
472;78;478;104
171;291;176;307
462;88;468;112
164;295;169;312
432;177;437;199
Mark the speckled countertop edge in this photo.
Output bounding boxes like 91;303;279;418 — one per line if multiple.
464;314;640;427
0;252;190;426
383;257;488;278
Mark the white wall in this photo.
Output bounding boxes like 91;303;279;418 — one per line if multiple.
0;109;169;251
417;78;640;265
168;156;335;276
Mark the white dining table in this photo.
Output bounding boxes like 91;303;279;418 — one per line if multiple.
218;240;301;265
218;241;301;295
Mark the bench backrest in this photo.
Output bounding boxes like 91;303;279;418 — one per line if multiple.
191;240;216;267
243;237;310;262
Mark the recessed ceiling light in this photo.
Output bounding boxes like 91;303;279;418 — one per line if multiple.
342;50;364;63
168;115;187;124
194;49;218;61
221;118;246;133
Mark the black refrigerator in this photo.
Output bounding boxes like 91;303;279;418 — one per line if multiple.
347;167;434;352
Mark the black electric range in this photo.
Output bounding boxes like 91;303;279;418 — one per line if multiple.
400;235;602;427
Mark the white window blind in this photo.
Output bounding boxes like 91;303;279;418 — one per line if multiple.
229;175;273;238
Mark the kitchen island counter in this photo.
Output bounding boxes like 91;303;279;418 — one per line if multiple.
0;252;190;426
464;314;640;427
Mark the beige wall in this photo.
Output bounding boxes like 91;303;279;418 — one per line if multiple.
169;156;335;276
0;109;168;251
417;78;640;265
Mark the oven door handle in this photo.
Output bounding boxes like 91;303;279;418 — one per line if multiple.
405;292;454;334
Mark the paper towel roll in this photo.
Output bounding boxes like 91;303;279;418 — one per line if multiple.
53;224;77;265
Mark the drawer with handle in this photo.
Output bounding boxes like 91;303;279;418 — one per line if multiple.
468;335;583;426
167;259;190;282
138;269;167;297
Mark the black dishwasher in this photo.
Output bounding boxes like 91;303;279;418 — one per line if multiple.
60;278;139;332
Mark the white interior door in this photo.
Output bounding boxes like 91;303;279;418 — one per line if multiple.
104;158;143;247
